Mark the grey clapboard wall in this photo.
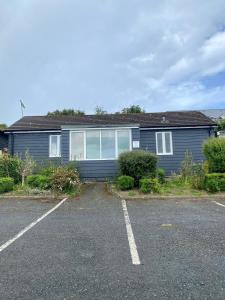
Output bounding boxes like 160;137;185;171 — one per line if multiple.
8;127;211;179
140;128;211;174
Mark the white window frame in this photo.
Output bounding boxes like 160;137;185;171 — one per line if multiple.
49;135;61;157
155;132;173;155
70;128;132;161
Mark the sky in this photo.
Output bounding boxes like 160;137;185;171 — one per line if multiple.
1;0;225;125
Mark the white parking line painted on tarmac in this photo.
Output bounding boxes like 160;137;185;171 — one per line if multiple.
121;199;141;265
0;197;68;253
213;201;225;208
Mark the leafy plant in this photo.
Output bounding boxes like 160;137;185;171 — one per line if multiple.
0;155;22;183
191;163;206;189
139;178;161;193
203;138;225;172
118;150;157;185
51;166;81;194
180;150;193;182
204;173;225;193
26;175;51;190
117;175;134;190
0;177;14;193
157;168;166;184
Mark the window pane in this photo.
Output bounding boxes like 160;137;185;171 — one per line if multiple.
71;132;84;160
165;132;171;153
101;130;115;159
117;130;130;155
86;130;100;159
157;133;163;153
51;136;58;156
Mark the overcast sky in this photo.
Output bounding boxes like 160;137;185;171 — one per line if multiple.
1;0;225;125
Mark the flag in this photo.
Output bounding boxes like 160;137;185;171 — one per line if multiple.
20;100;25;109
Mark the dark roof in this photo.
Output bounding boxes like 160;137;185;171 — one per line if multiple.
6;111;216;132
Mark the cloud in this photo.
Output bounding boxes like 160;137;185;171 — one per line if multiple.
0;0;225;124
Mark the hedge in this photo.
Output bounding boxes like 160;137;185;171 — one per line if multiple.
0;156;22;183
117;176;134;190
0;177;14;193
139;178;161;193
118;150;157;185
26;175;51;190
204;173;225;193
203;138;225;173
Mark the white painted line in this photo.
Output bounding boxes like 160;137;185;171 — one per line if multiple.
0;197;68;253
213;201;225;208
121;199;141;265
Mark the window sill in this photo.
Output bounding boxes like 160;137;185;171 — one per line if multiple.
70;158;118;161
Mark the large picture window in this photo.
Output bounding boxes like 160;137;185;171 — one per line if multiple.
70;132;84;160
156;132;173;155
49;135;61;157
70;129;131;160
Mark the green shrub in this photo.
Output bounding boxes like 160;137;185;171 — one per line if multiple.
139;178;161;194
180;150;193;181
0;177;14;193
51;166;81;194
117;176;134;190
118;150;157;185
0;156;22;183
26;175;51;190
157;168;166;184
203;138;225;172
204;173;225;193
191;163;206;190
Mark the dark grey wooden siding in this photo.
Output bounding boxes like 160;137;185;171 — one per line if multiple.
61;128;139;180
0;132;8;150
10;127;212;179
140;128;211;174
11;132;61;166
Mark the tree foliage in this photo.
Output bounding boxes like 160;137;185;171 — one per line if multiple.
121;105;145;114
203;137;225;173
0;123;7;130
47;109;85;116
95;106;107;115
217;119;225;131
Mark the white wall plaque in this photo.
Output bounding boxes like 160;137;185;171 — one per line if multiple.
132;141;140;148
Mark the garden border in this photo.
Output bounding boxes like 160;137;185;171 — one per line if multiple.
110;185;225;201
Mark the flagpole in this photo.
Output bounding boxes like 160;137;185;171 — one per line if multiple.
20;100;25;117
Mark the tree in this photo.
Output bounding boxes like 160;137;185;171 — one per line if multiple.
121;105;145;114
47;109;85;116
95;106;107;115
217;119;225;131
19;151;36;186
0;123;7;130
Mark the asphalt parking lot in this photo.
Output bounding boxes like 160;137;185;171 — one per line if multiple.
1;184;225;299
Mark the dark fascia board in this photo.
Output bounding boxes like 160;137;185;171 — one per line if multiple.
140;125;216;130
61;123;140;130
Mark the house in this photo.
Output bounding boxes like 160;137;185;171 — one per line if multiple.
5;111;215;180
200;109;225;121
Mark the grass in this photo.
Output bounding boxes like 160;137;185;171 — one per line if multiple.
160;177;207;196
